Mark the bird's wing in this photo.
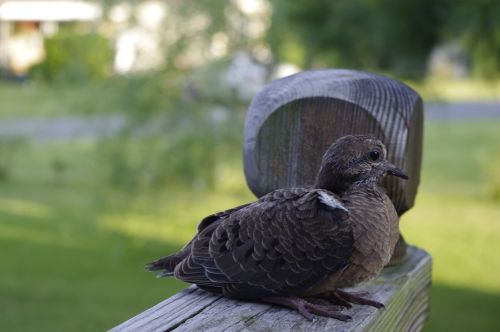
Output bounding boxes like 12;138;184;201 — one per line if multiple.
196;202;253;232
147;203;251;278
175;188;353;298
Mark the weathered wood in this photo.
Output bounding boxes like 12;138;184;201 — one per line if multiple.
243;69;423;216
111;246;431;332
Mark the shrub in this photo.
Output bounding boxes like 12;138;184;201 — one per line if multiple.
94;70;245;192
31;30;113;84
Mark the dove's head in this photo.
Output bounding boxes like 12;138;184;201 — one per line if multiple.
315;135;408;193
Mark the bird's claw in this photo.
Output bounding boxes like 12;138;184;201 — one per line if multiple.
321;289;385;309
264;296;351;321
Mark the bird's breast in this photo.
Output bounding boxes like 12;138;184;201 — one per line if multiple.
344;189;399;284
311;188;399;293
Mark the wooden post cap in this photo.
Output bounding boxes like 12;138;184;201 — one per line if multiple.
243;69;423;216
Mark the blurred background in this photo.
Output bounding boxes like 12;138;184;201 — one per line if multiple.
0;0;499;330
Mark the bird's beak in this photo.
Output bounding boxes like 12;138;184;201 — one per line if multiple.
383;162;408;180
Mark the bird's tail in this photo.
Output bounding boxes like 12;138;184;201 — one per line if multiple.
146;244;191;278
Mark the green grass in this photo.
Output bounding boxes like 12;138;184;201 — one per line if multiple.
401;120;500;331
0;183;253;331
0;80;499;330
0;140;255;331
0;82;123;118
406;78;500;102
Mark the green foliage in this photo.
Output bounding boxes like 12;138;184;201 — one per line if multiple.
268;0;444;77
4;61;248;191
442;0;500;78
268;0;500;79
99;115;243;192
90;69;244;192
103;73;182;119
31;30;113;84
99;133;219;191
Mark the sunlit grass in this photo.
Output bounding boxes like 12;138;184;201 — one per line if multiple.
406;78;500;102
0;197;52;219
402;194;500;293
0;82;123;118
400;119;500;331
0;82;79;118
100;188;254;245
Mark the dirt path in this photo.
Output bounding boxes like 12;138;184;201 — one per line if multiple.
0;115;126;141
425;101;500;120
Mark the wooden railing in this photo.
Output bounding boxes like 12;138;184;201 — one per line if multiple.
111;246;431;331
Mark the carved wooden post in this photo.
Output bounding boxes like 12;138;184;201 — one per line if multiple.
243;69;423;260
244;69;423;213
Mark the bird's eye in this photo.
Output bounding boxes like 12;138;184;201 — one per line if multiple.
369;150;380;161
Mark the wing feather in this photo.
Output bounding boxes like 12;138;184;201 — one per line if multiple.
173;188;353;299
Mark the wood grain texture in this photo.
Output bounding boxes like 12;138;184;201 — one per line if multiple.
111;246;431;332
243;69;423;216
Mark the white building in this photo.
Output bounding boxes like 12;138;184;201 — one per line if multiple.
0;0;101;75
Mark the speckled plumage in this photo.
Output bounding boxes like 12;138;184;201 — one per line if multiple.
147;135;407;320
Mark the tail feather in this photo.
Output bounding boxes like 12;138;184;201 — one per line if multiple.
146;245;191;277
146;257;177;277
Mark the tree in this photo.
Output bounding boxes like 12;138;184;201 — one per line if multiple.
267;0;500;79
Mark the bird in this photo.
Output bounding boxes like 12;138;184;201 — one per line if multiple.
147;135;408;321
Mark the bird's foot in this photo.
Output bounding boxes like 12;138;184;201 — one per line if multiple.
320;289;384;309
263;296;351;321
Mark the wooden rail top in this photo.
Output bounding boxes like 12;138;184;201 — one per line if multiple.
111;246;431;332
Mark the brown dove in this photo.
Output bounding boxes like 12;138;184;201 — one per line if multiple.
147;135;408;320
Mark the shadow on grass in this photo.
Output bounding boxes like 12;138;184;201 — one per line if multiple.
426;283;500;332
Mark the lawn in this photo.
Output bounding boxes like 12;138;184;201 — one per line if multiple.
0;142;255;331
402;120;500;331
0;83;499;330
0;81;129;118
